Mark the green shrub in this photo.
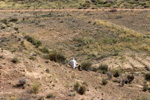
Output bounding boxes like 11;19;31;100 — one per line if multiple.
9;18;18;22
30;82;41;94
102;79;108;85
25;35;42;48
40;47;49;53
1;25;5;29
81;62;92;71
78;86;86;95
97;64;108;74
11;57;19;63
48;51;66;63
145;73;150;81
1;19;7;24
29;56;36;61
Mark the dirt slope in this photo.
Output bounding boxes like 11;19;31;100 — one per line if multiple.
0;10;150;100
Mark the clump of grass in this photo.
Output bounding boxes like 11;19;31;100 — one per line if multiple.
112;69;120;77
46;93;55;99
30;82;41;94
145;72;150;81
1;19;7;25
25;35;42;48
1;25;5;29
74;82;80;92
48;51;66;63
74;82;86;95
29;56;36;61
11;57;19;63
102;79;108;85
143;82;148;92
97;64;108;74
9;18;18;22
0;55;4;59
78;1;91;9
78;86;86;95
81;62;92;71
40;47;49;53
127;74;134;84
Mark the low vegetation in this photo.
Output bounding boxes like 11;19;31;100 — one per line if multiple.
102;79;108;85
81;62;92;71
24;35;42;48
11;57;19;64
143;82;148;92
30;82;41;94
74;82;86;95
96;64;108;74
0;0;150;9
145;72;150;81
111;69;121;78
48;51;66;64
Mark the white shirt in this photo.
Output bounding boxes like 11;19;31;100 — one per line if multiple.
68;59;77;69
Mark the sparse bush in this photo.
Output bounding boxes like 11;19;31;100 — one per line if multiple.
102;79;108;85
40;47;49;53
0;55;4;59
48;51;66;63
145;72;150;81
46;93;55;99
79;1;91;9
81;62;92;71
112;70;120;77
78;86;86;95
1;19;7;24
14;27;18;31
11;57;19;63
9;18;18;22
74;82;80;92
143;82;148;92
127;74;134;84
29;56;36;61
25;35;42;48
74;82;86;95
30;82;41;94
1;25;5;29
97;64;108;74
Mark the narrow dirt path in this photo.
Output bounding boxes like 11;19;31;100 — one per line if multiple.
0;8;150;12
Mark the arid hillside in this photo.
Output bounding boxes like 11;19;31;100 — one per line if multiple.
0;0;150;9
0;10;150;100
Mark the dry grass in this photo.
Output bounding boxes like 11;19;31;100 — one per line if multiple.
30;82;41;94
94;19;143;39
